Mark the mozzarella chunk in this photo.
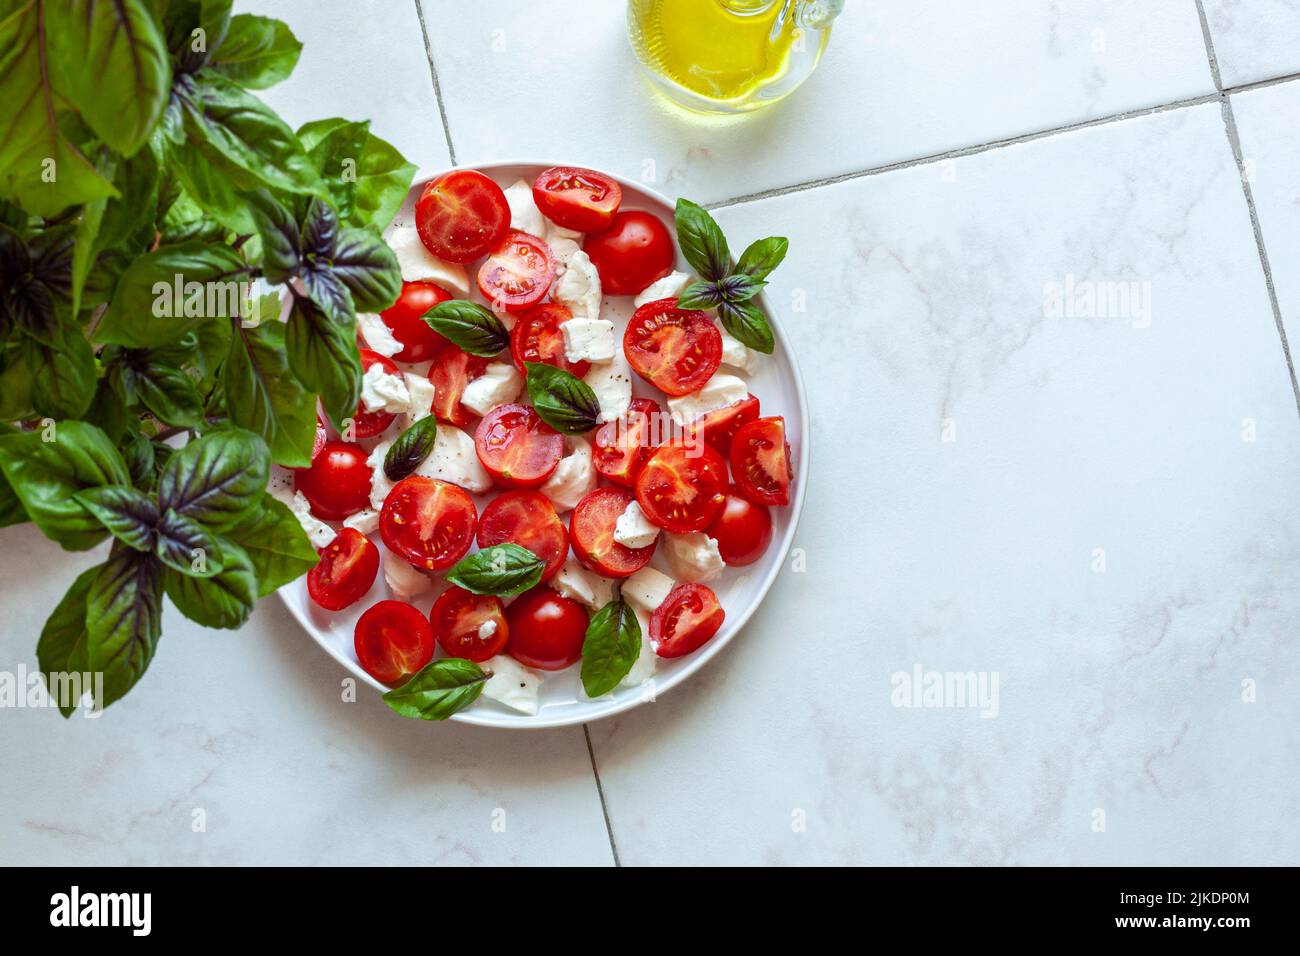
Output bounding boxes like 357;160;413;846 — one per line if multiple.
716;320;758;373
399;373;436;429
504;179;546;237
666;373;748;426
622;609;657;687
342;509;380;535
622;566;675;614
560;318;616;364
267;466;296;506
481;654;542;715
356;312;401;357
414;424;492;493
552;558;615;610
289;491;336;548
613;500;660;550
459;362;522;417
553;250;602;321
366;439;394;510
382;550;433;602
386;224;470;296
540;437;596;512
633;270;691;308
360;362;411;414
583;352;633;423
545;221;583;267
664;532;725;583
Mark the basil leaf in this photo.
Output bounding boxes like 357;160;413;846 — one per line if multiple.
717;299;775;355
162;537;256;629
675;279;725;310
298;119;416;230
446;543;545;597
301;196;339;257
580;598;642;698
223;321;317;467
73;486;160;552
117;356;206;428
675;198;730;281
0;422;131;550
86;546;163;710
37;565;101;718
247;189;301;282
718;273;767;303
736;236;789;280
423;300;510;356
384;416;439;482
329;226;401;312
121;430;157;490
22;324;97;419
285;293;362;430
524;361;601;435
157;428;269;532
299;119;369;221
382;658;489;721
155;508;224;578
208;14;302;90
226;495;319;597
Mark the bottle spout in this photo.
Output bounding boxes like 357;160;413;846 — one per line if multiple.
797;0;844;29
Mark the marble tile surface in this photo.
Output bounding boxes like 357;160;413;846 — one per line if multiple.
1202;0;1300;87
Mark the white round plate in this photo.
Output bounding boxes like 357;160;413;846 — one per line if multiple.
279;161;809;728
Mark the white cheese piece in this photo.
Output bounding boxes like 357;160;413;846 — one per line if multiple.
382;549;433;602
503;179;546;237
664;532;725;583
666;373;748;426
622;609;657;687
553;249;602;321
478;619;498;640
360;363;411;414
267;467;296;507
622;566;675;614
289;491;336;548
356;312;401;357
540;437;596;512
366;439;394;511
560;318;615;364
582;352;632;423
481;655;542;715
399;373;436;429
545;221;583;267
613;500;660;550
552;558;615;610
414;424;492;493
716;320;758;373
386;224;470;297
342;509;380;535
459;361;522;417
633;270;691;308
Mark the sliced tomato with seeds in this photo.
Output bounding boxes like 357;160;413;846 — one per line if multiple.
623;298;722;396
689;393;759;456
532;166;623;232
651;583;725;659
510;302;591;378
474;403;564;489
415;169;510;264
379;280;452;362
307;528;380;611
379;476;478;571
353;349;401;437
430;586;509;662
593;397;662;487
354;600;435;684
634;442;728;534
569;487;656;579
731;416;793;506
428;342;489;427
477;490;568;580
477;230;555;312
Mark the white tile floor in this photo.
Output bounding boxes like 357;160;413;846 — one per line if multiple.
3;0;1299;866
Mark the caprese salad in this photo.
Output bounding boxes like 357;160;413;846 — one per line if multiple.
271;165;795;719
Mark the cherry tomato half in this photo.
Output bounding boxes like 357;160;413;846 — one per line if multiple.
505;586;589;671
474;404;564;489
379;476;478;571
295;440;372;520
690;393;759;456
623;298;722;396
355;600;435;684
379;280;452;362
635;442;728;534
651;583;724;659
510;302;591;378
731;416;793;507
477;490;568;580
430;586;509;662
353;349;401;438
477;230;555;312
415;169;510;264
307;527;380;611
532;166;623;232
593;397;662;487
428;343;489;427
570;487;656;578
583;210;674;296
706;487;773;567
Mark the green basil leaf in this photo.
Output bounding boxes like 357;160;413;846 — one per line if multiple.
223;320;317;467
157;427;269;532
285;293;362;430
22;324;97;419
735;236;789;280
37;564;101;718
225;495;318;597
524;361;601;435
675;198;730;281
384;415;439;482
445;543;544;597
382;658;489;721
82;379;130;443
716;299;775;355
718;273;767;303
86;545;163;709
119;357;206;428
329;226;401;312
246;189;301;282
73;486;160;552
155;508;224;577
121;429;157;490
0;456;25;529
298;118;368;220
422;299;509;356
162;537;256;629
298;119;416;230
0;422;131;550
580;598;642;698
675;279;725;310
208;14;301;89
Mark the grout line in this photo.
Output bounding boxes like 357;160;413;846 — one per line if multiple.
583;724;622;867
413;0;458;165
1222;70;1300;95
